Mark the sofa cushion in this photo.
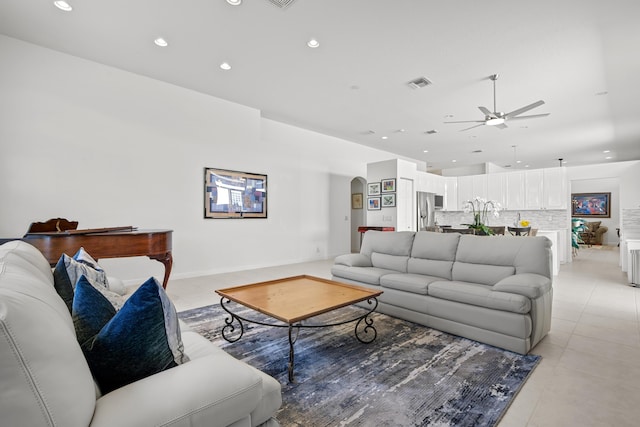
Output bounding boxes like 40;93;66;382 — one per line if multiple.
453;235;552;284
411;231;460;261
428;281;531;314
407;258;455;280
1;241;97;427
331;264;393;285
75;276;188;394
452;262;515;286
380;273;442;295
371;252;409;272
360;231;415;257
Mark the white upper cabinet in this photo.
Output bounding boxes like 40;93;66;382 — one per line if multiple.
444;177;458;211
506;171;526;210
457;176;474;208
525;169;544;209
487;172;507;208
543;167;568;209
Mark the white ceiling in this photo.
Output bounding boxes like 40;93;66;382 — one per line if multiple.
1;0;639;172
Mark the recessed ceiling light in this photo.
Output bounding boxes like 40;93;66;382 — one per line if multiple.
154;37;168;47
603;150;610;153
54;1;72;11
226;0;242;5
220;62;232;71
307;39;320;48
381;136;388;140
452;160;457;163
423;150;429;153
605;156;612;160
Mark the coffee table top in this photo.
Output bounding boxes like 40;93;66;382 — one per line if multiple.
215;275;382;323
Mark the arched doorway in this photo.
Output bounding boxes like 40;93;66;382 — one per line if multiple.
350;177;366;252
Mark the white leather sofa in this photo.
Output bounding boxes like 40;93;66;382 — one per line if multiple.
0;241;282;427
332;231;553;354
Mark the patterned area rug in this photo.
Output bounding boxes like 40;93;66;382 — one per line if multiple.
178;304;540;427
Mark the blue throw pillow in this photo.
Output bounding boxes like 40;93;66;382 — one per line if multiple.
74;276;188;394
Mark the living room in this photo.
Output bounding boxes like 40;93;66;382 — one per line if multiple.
2;1;640;426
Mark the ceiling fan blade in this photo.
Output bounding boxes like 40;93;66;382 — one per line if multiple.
444;120;485;124
496;123;508;129
505;100;545;118
478;106;493;116
460;123;485;131
507;113;550;121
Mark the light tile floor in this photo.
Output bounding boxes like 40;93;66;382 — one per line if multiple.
160;246;640;427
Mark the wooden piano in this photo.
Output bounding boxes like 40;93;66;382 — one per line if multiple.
1;219;173;288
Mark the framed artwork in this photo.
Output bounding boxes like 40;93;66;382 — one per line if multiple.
352;193;363;209
367;182;381;196
571;192;611;218
381;178;396;193
381;193;396;207
367;197;381;210
204;167;267;218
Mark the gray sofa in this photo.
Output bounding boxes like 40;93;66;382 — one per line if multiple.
331;231;553;354
0;241;282;427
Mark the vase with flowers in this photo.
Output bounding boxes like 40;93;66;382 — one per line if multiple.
462;197;502;235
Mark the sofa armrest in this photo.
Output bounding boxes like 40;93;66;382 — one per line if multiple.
90;354;262;427
334;253;372;267
493;273;552;299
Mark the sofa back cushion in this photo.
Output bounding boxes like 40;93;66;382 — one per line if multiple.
452;235;552;285
0;241;96;427
408;231;460;279
360;231;415;257
371;252;409;272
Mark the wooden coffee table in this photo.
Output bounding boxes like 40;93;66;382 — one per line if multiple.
215;275;383;382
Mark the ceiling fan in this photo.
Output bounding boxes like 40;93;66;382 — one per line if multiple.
444;74;549;131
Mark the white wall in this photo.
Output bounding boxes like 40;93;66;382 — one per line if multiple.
0;36;407;283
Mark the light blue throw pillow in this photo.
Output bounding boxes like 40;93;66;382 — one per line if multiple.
53;247;116;312
73;276;188;394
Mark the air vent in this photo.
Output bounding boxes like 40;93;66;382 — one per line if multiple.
266;0;297;8
425;129;438;134
408;76;433;89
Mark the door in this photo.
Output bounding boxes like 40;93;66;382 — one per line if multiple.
398;178;415;231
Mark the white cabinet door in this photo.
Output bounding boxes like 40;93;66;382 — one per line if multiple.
472;174;488;200
543;167;568;209
525;169;544;209
506;171;525;210
457;176;474;209
487;173;507;208
444;177;458;211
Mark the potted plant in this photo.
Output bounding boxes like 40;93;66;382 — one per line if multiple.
462;197;502;235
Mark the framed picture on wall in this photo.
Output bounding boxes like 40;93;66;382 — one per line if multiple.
381;193;396;207
381;178;396;193
571;192;611;218
367;197;381;210
352;193;363;209
367;182;381;195
204;167;267;218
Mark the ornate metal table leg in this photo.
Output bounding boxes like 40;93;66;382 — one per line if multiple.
220;297;244;343
355;298;378;344
287;323;302;382
288;324;295;382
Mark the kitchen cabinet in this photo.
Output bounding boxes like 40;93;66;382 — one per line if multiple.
506;171;526;210
487;172;507;208
543;167;568;209
525;169;544;209
443;177;458;211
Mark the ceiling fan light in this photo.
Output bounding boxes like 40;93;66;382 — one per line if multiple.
485;118;505;126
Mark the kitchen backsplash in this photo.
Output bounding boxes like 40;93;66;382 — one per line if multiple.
434;209;570;231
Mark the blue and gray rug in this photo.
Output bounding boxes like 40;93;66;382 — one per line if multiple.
178;303;540;427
